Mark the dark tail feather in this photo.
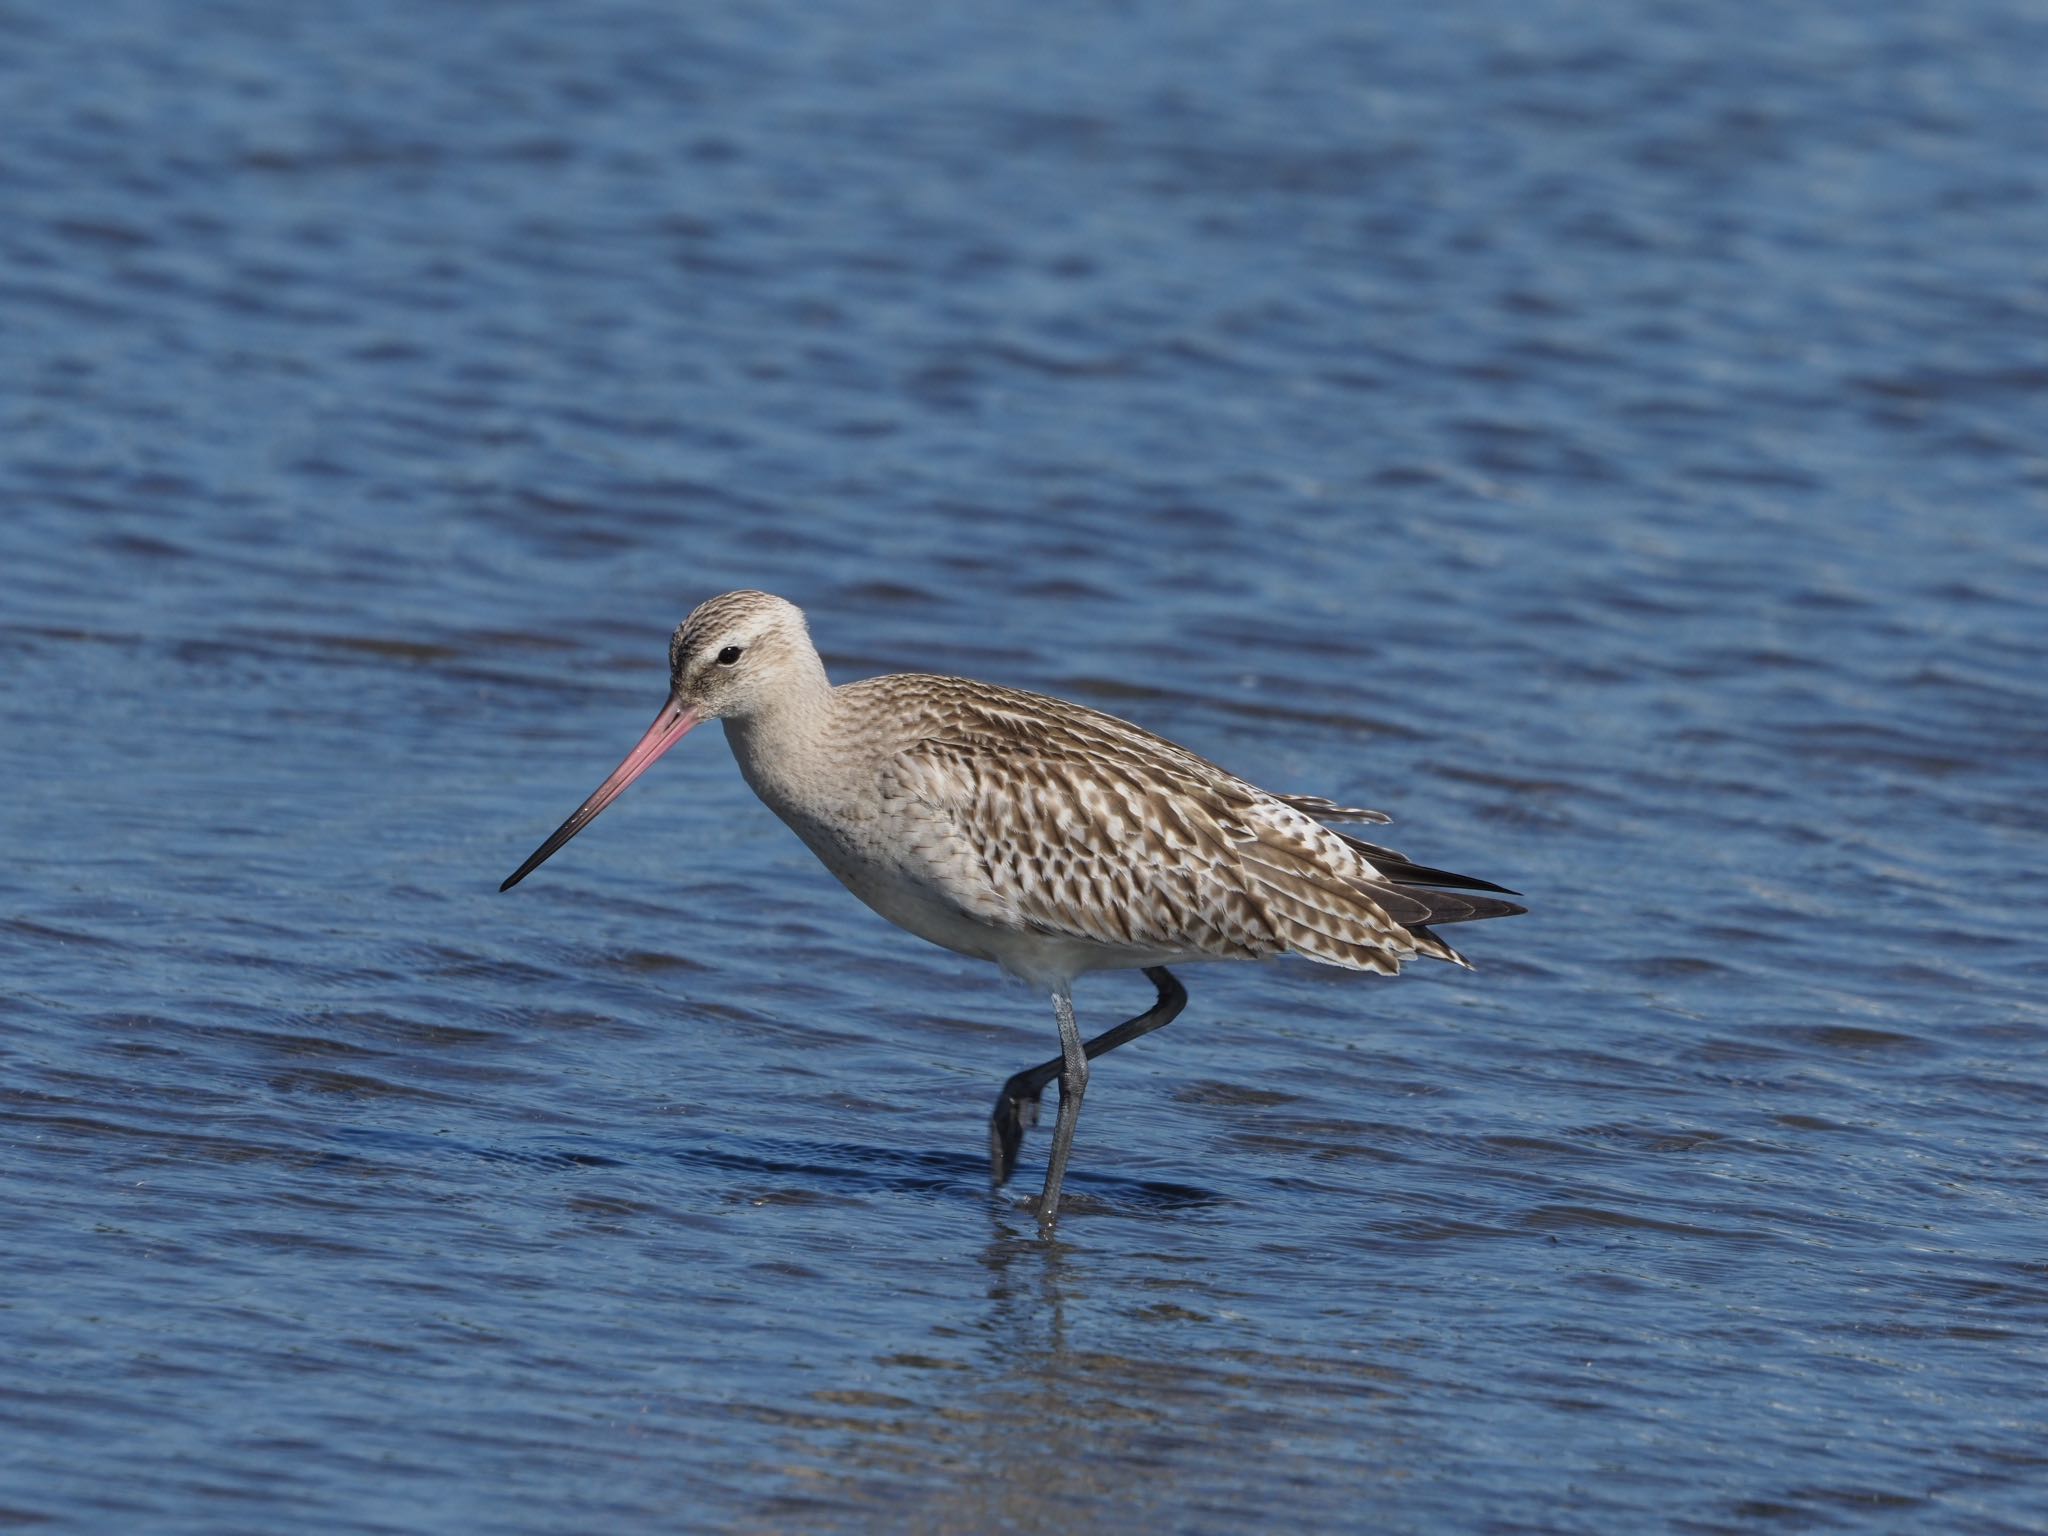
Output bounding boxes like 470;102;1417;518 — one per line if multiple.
1391;886;1528;926
1338;834;1522;898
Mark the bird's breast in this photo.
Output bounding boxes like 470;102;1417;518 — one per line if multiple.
729;729;1011;960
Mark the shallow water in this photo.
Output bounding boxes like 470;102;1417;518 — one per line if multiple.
5;1;2048;1531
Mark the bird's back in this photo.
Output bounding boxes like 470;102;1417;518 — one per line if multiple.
771;673;1520;983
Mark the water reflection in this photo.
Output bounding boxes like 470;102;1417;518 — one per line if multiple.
757;1216;1422;1529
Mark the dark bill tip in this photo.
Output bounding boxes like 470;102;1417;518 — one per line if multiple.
500;699;700;892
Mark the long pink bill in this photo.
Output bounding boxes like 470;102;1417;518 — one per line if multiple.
500;698;702;892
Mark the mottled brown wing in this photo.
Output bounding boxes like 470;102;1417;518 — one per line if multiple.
891;731;1287;959
1272;794;1393;826
882;680;1458;974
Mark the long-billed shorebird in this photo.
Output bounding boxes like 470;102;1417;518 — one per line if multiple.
502;590;1523;1228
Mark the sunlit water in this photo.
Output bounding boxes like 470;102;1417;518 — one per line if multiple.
5;2;2047;1531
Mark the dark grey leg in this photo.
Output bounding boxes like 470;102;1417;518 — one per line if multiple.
1036;986;1088;1228
991;966;1188;1191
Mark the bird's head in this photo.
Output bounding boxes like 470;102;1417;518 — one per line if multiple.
665;589;815;725
499;589;818;892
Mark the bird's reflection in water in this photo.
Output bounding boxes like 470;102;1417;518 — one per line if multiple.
733;1182;1407;1529
980;1203;1076;1355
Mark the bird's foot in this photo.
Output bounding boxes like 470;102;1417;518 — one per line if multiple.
989;1078;1045;1187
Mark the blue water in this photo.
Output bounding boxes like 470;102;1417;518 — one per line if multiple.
6;1;2048;1530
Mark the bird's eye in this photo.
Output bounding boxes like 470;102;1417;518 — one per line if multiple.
716;645;744;666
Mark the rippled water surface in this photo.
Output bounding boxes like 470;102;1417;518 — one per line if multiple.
6;2;2048;1531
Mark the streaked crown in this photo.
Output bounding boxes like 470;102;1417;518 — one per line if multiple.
668;590;823;720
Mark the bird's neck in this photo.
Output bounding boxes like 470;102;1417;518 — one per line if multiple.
722;654;840;807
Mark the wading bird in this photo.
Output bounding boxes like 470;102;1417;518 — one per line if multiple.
502;591;1523;1228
